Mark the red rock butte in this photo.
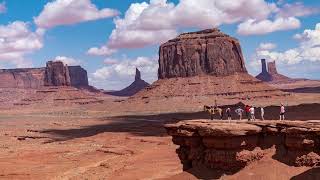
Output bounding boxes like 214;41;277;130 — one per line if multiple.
158;28;247;79
0;61;89;89
127;29;288;110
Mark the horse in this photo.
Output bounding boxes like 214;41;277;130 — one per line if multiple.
204;105;223;120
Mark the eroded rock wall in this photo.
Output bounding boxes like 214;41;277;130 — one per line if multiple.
158;29;247;79
0;61;89;89
165;120;320;172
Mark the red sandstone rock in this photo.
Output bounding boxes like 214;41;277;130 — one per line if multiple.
45;61;71;86
165;120;320;172
158;28;247;79
0;61;89;89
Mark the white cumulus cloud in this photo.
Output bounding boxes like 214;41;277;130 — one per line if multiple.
251;23;320;67
91;56;158;90
256;42;277;51
87;45;117;56
53;56;81;65
237;17;300;35
91;0;277;50
0;21;43;67
34;0;119;29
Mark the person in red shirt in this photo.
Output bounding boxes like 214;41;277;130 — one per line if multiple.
245;105;251;121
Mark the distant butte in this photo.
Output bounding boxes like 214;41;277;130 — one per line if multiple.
106;68;150;96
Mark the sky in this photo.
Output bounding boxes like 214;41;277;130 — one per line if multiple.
0;0;319;90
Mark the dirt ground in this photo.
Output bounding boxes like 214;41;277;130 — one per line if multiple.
0;91;320;179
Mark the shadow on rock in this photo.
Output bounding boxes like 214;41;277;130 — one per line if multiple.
291;167;320;180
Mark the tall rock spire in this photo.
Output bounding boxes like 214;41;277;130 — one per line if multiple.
135;68;141;81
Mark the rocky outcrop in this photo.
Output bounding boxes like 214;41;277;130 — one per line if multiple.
158;28;247;79
0;68;46;88
68;66;89;87
165;120;320;172
0;61;89;89
256;59;291;82
44;61;71;86
106;68;150;96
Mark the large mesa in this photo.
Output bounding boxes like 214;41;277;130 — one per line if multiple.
158;28;247;79
126;29;288;111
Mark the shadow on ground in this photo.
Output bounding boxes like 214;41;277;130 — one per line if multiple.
40;103;320;143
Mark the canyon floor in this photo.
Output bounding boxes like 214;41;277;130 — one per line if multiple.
0;88;320;179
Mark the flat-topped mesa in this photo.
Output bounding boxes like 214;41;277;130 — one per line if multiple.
158;28;247;79
0;61;89;89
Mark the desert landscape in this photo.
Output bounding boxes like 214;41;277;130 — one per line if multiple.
0;27;319;180
1;0;320;179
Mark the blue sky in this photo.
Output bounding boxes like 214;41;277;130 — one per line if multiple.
0;0;319;90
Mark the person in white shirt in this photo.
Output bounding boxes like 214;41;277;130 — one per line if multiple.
260;107;265;120
280;103;285;120
249;106;255;121
235;107;244;120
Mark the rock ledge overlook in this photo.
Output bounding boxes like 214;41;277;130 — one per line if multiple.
165;120;320;172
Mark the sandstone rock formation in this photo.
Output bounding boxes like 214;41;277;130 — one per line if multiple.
165;120;320;172
126;29;288;110
256;59;291;82
44;61;71;86
158;29;247;79
0;68;46;88
0;61;89;89
106;68;150;96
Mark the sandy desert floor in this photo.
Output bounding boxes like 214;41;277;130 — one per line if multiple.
0;90;319;179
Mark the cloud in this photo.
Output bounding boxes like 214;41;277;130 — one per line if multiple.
251;23;320;69
0;1;6;14
256;42;277;51
0;21;43;67
53;56;81;65
91;56;158;90
276;2;319;18
237;17;300;35
87;45;117;56
102;0;277;49
34;0;119;29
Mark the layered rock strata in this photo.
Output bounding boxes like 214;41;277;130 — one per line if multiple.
165;120;320;172
158;29;247;79
0;61;89;88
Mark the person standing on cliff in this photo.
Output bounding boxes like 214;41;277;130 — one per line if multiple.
226;107;231;122
245;105;251;121
260;107;265;120
249;106;255;121
280;103;285;121
235;106;244;120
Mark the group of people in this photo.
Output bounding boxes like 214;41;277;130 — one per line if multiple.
209;103;286;121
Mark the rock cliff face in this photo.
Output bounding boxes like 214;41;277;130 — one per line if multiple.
68;66;89;87
0;61;89;89
165;120;320;172
106;68;150;96
44;61;71;86
158;28;247;79
0;68;46;88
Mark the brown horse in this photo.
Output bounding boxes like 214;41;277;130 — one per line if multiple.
204;105;223;120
